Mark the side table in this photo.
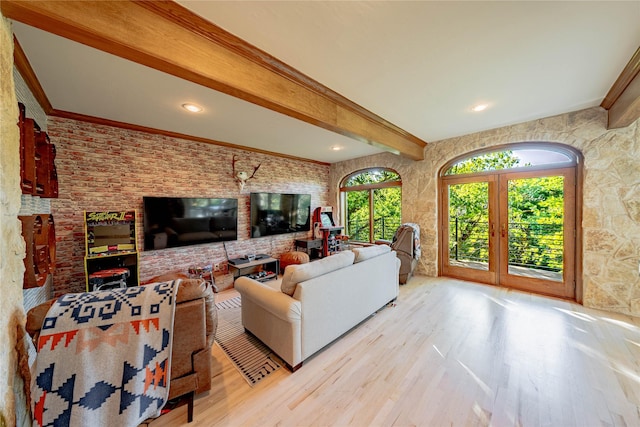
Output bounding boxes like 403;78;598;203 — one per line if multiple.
294;238;323;259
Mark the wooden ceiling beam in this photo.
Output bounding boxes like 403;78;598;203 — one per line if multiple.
601;46;640;129
2;0;427;160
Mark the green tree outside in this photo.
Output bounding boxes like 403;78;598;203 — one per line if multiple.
447;151;564;273
344;169;401;242
345;153;565;272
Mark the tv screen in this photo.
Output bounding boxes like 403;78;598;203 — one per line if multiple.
250;193;311;238
143;197;238;250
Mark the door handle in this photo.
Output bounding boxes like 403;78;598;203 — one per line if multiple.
501;223;507;238
490;222;495;237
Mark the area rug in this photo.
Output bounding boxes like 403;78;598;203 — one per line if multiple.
215;296;282;386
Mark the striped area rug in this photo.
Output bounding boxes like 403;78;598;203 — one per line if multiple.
215;296;282;386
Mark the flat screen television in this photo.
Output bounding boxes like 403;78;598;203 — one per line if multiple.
250;193;311;238
143;197;238;250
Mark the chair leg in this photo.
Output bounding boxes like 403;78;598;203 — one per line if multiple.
187;391;194;423
287;361;303;372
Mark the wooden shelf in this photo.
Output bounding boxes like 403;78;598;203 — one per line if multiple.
18;102;58;198
19;214;56;289
229;257;279;282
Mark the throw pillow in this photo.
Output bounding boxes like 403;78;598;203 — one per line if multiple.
352;244;391;263
281;250;355;296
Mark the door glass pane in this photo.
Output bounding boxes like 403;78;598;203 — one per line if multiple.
448;182;490;271
373;187;401;241
346;190;370;242
507;176;564;281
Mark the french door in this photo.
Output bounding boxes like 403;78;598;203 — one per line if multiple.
441;167;576;299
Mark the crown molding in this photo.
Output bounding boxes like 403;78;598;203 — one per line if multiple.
13;35;52;113
49;109;330;166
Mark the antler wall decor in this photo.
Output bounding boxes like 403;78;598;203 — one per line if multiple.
231;154;261;191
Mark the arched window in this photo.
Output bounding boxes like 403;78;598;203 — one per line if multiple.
439;143;581;300
444;144;577;176
340;168;401;243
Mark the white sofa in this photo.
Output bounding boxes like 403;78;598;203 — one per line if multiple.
234;245;400;371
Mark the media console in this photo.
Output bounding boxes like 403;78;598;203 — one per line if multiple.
228;253;270;265
228;256;279;283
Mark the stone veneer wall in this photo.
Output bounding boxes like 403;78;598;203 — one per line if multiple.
14;68;53;313
330;107;640;317
1;15;29;427
47;117;329;295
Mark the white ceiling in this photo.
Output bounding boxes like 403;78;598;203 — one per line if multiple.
11;1;640;163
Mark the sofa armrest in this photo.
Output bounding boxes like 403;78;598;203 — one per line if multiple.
171;299;206;380
234;277;301;322
192;347;212;394
235;276;303;367
175;279;217;348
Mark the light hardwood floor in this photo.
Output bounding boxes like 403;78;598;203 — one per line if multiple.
148;276;640;426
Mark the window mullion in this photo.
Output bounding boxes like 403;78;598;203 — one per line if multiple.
369;188;375;243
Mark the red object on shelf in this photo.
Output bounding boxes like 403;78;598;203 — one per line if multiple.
89;268;130;279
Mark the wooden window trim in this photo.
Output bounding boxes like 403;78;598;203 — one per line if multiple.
340;168;402;243
441;142;579;178
438;142;583;303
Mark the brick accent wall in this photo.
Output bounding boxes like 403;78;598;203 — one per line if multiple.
48;117;329;295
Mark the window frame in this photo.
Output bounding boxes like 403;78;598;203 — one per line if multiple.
442;142;579;178
438;142;584;302
340;168;402;243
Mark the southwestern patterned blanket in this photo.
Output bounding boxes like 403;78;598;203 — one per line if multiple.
31;281;178;427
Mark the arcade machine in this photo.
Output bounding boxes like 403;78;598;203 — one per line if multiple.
313;207;349;257
84;210;139;291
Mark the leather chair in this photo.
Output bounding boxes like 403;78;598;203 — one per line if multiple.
26;278;217;423
377;223;421;284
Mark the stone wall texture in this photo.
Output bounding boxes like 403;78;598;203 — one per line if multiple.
14;67;53;313
1;15;28;427
47;117;330;295
330;107;640;317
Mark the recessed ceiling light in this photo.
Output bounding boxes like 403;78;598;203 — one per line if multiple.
330;145;343;151
182;103;203;113
471;103;489;112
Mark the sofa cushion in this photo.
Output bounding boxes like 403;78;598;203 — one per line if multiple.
352;244;391;263
281;250;355;296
